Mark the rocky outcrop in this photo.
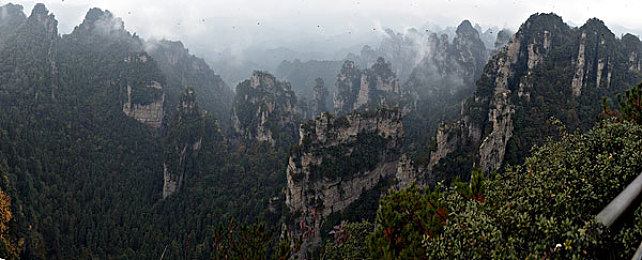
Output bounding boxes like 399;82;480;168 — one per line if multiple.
310;78;328;117
333;58;400;115
162;88;201;198
493;29;513;54
570;19;618;96
73;8;135;44
286;107;403;256
428;122;464;169
401;20;490;148
231;71;300;146
623;33;642;73
477;90;515;173
572;32;587;97
29;3;57;35
426;14;564;177
333;60;361;115
122;80;165;128
400;13;642;188
68;8;167;129
146;40;233;127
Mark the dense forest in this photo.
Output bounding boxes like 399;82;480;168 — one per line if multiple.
1;2;642;260
0;4;286;259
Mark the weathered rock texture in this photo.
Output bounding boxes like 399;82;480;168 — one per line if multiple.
286;107;403;256
231;71;300;146
333;57;400;115
162;88;202;198
399;13;642;188
122;80;165;128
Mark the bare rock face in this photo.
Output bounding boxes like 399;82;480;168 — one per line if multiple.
623;33;642;73
571;19;619;97
231;71;300;146
424;14;561;177
572;32;587;97
286;107;403;256
122;80;165;128
162;88;202;198
333;58;400;115
396;154;434;189
477;90;515;173
429;122;464;169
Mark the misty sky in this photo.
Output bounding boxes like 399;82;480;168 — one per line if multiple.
5;0;642;60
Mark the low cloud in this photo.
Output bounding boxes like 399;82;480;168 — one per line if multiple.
6;0;642;68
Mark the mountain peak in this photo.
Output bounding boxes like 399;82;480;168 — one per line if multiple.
83;8;111;23
456;20;474;33
580;17;614;38
583;17;607;29
456;20;480;40
76;7;125;36
520;13;565;33
30;3;48;17
26;3;57;34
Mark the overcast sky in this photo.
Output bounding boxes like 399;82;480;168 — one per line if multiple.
5;0;642;58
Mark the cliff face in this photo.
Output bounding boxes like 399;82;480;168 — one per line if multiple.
117;52;166;129
121;79;165;128
333;58;400;115
406;13;642;186
162;88;205;198
286;107;403;255
231;71;300;146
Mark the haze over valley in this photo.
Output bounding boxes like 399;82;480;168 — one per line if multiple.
1;1;642;259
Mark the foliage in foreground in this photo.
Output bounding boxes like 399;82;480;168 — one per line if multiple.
326;119;642;259
323;220;373;259
210;219;290;260
426;118;642;259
